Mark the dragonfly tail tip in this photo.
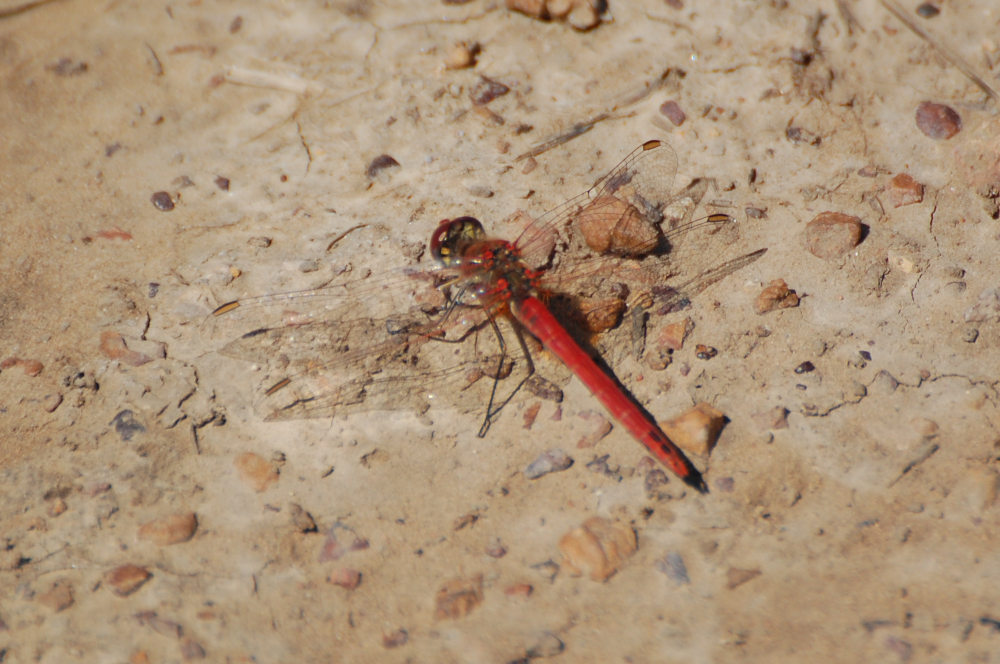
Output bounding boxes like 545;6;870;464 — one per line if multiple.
684;472;709;494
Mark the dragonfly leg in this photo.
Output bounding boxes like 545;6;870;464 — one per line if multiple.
476;313;537;438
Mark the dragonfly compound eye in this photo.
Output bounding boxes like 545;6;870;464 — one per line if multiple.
430;217;486;265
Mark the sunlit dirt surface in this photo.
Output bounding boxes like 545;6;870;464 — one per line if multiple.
2;1;1000;661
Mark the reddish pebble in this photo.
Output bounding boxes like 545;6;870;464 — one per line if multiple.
661;402;725;456
915;101;962;139
382;629;409;648
138;512;198;545
434;575;484;619
37;583;74;611
559;517;637;582
485;538;508;558
803;211;863;259
726;567;762;589
1;357;43;376
887;173;924;207
234;452;279;492
576;410;612;448
658;318;692;351
755;279;799;314
504;583;533;597
95;227;133;240
106;564;153;597
659;100;686;126
328;567;362;589
522;401;541;429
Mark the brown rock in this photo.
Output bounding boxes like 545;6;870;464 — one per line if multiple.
434;574;484;619
576;195;659;256
106;564;153;596
661;402;726;455
37;582;74;611
234;452;279;492
915;101;962;139
755;279;799;314
658;318;693;351
328;567;362;589
504;583;533;597
887;173;924;207
803;211;863;259
138;512;198;545
558;516;637;582
726;567;762;589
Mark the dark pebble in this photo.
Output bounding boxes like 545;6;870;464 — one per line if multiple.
659;100;686;126
915;101;961;139
150;191;174;211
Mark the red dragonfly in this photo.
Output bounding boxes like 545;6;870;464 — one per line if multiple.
212;139;766;494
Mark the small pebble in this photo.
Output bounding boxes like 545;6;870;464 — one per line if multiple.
522;401;541;429
445;41;479;69
755;279;800;314
298;258;320;273
961;326;979;343
180;639;206;660
150;191;175;211
725;567;761;589
794;361;815;374
365;154;400;180
318;522;369;562
661;402;725;456
214;176;231;191
111;410;146;442
745;206;767;218
37;582;74;611
659;100;686;126
234;452;279;492
138;512;198;546
964;288;1000;323
288;503;317;533
655;552;690;585
915;101;962;139
46;496;68;517
328;567;362;589
135;611;182;638
887;173;924;207
643;468;669;495
485;538;508;558
469;76;509;105
524;448;573;479
434;574;484;619
382;629;409;648
558;517;637;582
803;211;863;259
105;564;152;597
42;393;63;413
915;2;939;17
577;410;612;448
695;344;717;360
577;195;658;256
658;319;692;351
504;583;533;597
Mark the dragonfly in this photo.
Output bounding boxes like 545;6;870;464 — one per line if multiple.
211;139;767;494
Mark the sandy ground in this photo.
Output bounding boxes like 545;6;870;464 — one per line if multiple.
3;0;1000;662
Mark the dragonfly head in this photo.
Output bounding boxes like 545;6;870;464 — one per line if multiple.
430;217;486;266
